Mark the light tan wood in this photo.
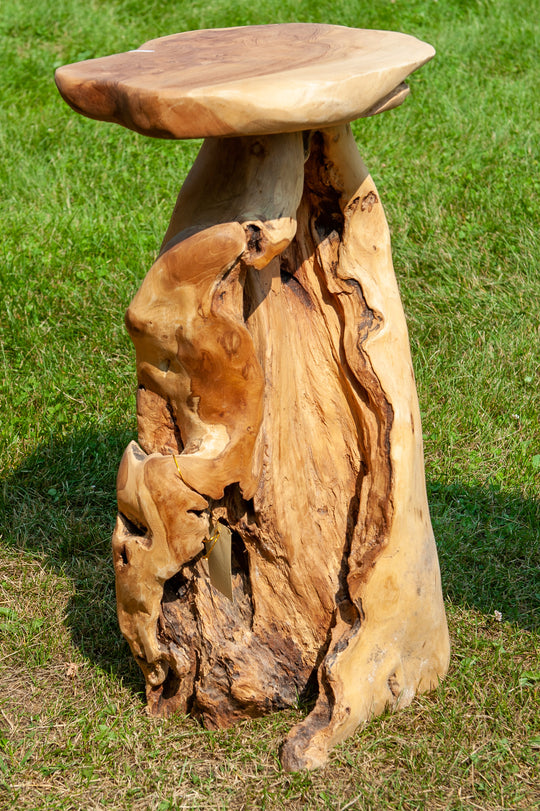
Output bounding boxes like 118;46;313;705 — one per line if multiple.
111;125;449;770
280;126;450;769
54;24;435;138
126;132;304;501
56;25;448;771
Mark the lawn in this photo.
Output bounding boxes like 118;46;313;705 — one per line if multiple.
0;0;538;808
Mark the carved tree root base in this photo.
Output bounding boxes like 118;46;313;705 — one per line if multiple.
112;124;450;771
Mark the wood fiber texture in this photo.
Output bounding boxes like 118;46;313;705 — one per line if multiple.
54;24;435;137
55;24;448;770
111;126;450;771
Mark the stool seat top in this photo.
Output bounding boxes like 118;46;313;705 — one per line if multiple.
55;23;435;139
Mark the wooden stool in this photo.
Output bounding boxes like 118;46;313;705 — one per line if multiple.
56;23;450;771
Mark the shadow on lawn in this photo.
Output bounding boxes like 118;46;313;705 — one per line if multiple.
0;430;538;687
0;428;143;694
428;480;539;631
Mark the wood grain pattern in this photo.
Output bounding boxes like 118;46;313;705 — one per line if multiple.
55;25;448;771
54;24;435;138
110;126;449;770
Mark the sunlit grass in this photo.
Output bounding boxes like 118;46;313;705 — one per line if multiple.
0;0;538;807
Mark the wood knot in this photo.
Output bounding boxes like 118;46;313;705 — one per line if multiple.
245;223;263;254
218;329;242;358
361;191;378;212
249;140;267;158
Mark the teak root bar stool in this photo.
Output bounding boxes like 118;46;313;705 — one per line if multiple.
55;23;450;771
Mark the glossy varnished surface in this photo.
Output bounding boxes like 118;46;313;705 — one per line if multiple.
54;23;435;138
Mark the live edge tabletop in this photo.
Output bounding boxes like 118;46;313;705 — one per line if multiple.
55;23;449;773
54;23;435;137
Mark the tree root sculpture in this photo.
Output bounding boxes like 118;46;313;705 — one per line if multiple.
111;125;450;770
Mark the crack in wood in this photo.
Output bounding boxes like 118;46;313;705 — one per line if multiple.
111;124;449;771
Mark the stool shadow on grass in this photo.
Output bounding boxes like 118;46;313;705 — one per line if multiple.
0;428;144;695
428;480;539;632
0;431;538;696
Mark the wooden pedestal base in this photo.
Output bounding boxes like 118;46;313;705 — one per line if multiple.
111;124;450;771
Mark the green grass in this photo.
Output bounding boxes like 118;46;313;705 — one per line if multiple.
0;0;538;808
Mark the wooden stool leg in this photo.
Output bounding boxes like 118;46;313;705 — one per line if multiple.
279;125;450;770
112;126;449;767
